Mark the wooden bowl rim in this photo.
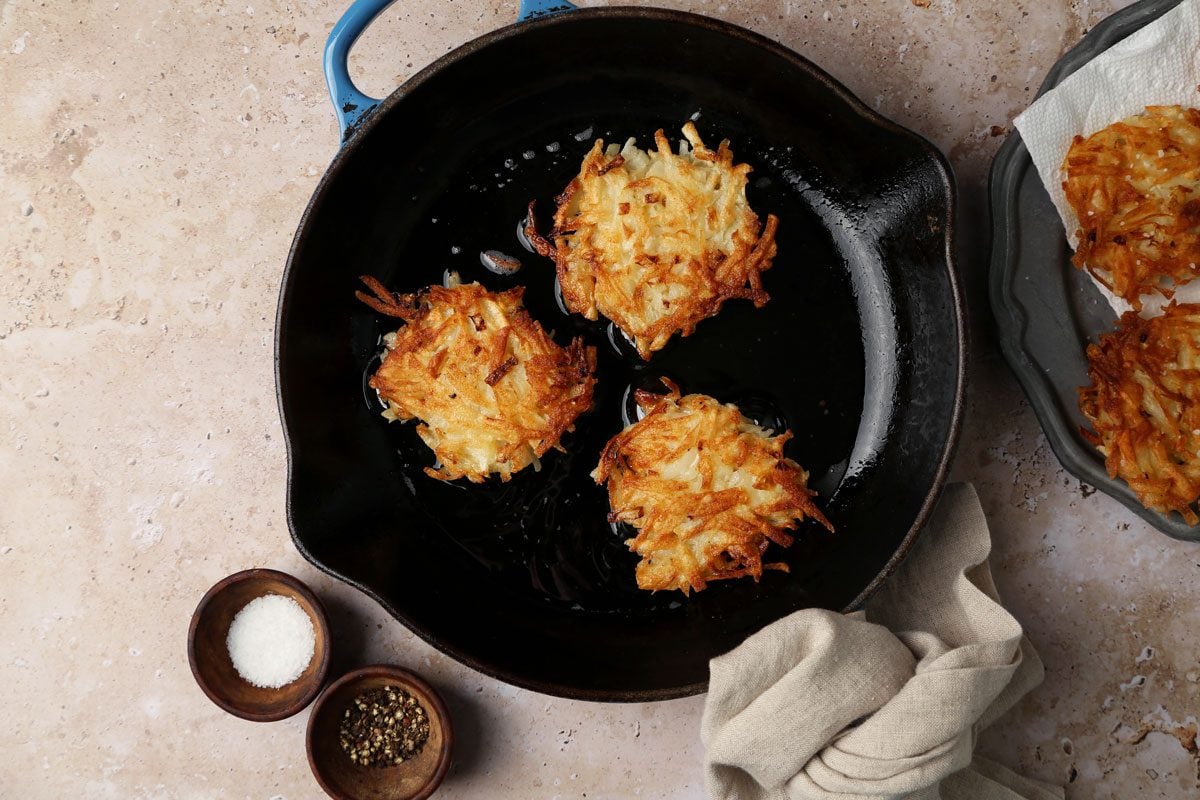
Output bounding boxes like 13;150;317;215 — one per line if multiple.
305;664;455;800
187;567;332;722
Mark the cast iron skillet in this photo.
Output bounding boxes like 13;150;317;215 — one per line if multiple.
989;0;1200;541
276;0;966;700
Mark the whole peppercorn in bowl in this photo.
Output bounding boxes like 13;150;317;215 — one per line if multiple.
339;685;431;767
306;665;453;800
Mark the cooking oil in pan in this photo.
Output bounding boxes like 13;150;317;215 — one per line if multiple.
360;123;867;613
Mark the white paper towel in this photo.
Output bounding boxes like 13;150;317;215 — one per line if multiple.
1013;0;1200;316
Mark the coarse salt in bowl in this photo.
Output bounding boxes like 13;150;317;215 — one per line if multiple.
226;594;316;688
188;568;331;722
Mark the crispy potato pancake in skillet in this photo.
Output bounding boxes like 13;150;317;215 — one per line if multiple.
357;275;597;483
1063;105;1200;309
593;381;832;594
525;122;778;359
1080;302;1200;523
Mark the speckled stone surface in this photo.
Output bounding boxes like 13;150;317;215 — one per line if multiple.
8;0;1199;798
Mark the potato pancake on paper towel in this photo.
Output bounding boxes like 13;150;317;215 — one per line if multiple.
1063;105;1200;309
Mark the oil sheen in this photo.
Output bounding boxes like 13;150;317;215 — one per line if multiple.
362;123;866;614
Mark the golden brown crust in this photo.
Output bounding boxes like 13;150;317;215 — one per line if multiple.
1079;302;1200;523
1063;105;1200;309
362;277;597;483
529;123;777;359
593;382;832;594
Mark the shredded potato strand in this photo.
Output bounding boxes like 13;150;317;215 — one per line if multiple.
593;382;832;594
1063;105;1200;308
1080;302;1200;523
534;123;777;359
364;278;597;483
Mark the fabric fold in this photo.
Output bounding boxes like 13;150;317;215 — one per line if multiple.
701;483;1061;800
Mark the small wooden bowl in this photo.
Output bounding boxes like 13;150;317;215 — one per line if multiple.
306;665;453;800
187;568;331;722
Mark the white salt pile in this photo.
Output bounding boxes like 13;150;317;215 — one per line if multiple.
225;594;315;689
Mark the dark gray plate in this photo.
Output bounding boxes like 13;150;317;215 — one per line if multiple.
988;0;1199;540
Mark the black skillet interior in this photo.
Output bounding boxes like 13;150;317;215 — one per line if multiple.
278;8;963;700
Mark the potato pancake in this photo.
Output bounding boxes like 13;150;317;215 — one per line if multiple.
357;275;597;483
593;382;832;594
1079;302;1200;523
1063;105;1200;309
526;122;778;359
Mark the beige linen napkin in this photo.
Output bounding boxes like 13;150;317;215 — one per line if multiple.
701;483;1061;800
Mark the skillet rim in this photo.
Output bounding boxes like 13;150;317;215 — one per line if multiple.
275;5;967;701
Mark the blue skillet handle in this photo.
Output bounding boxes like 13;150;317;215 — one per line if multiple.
518;0;577;21
324;0;577;143
324;0;392;142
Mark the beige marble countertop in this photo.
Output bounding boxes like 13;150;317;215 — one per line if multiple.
7;0;1200;797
